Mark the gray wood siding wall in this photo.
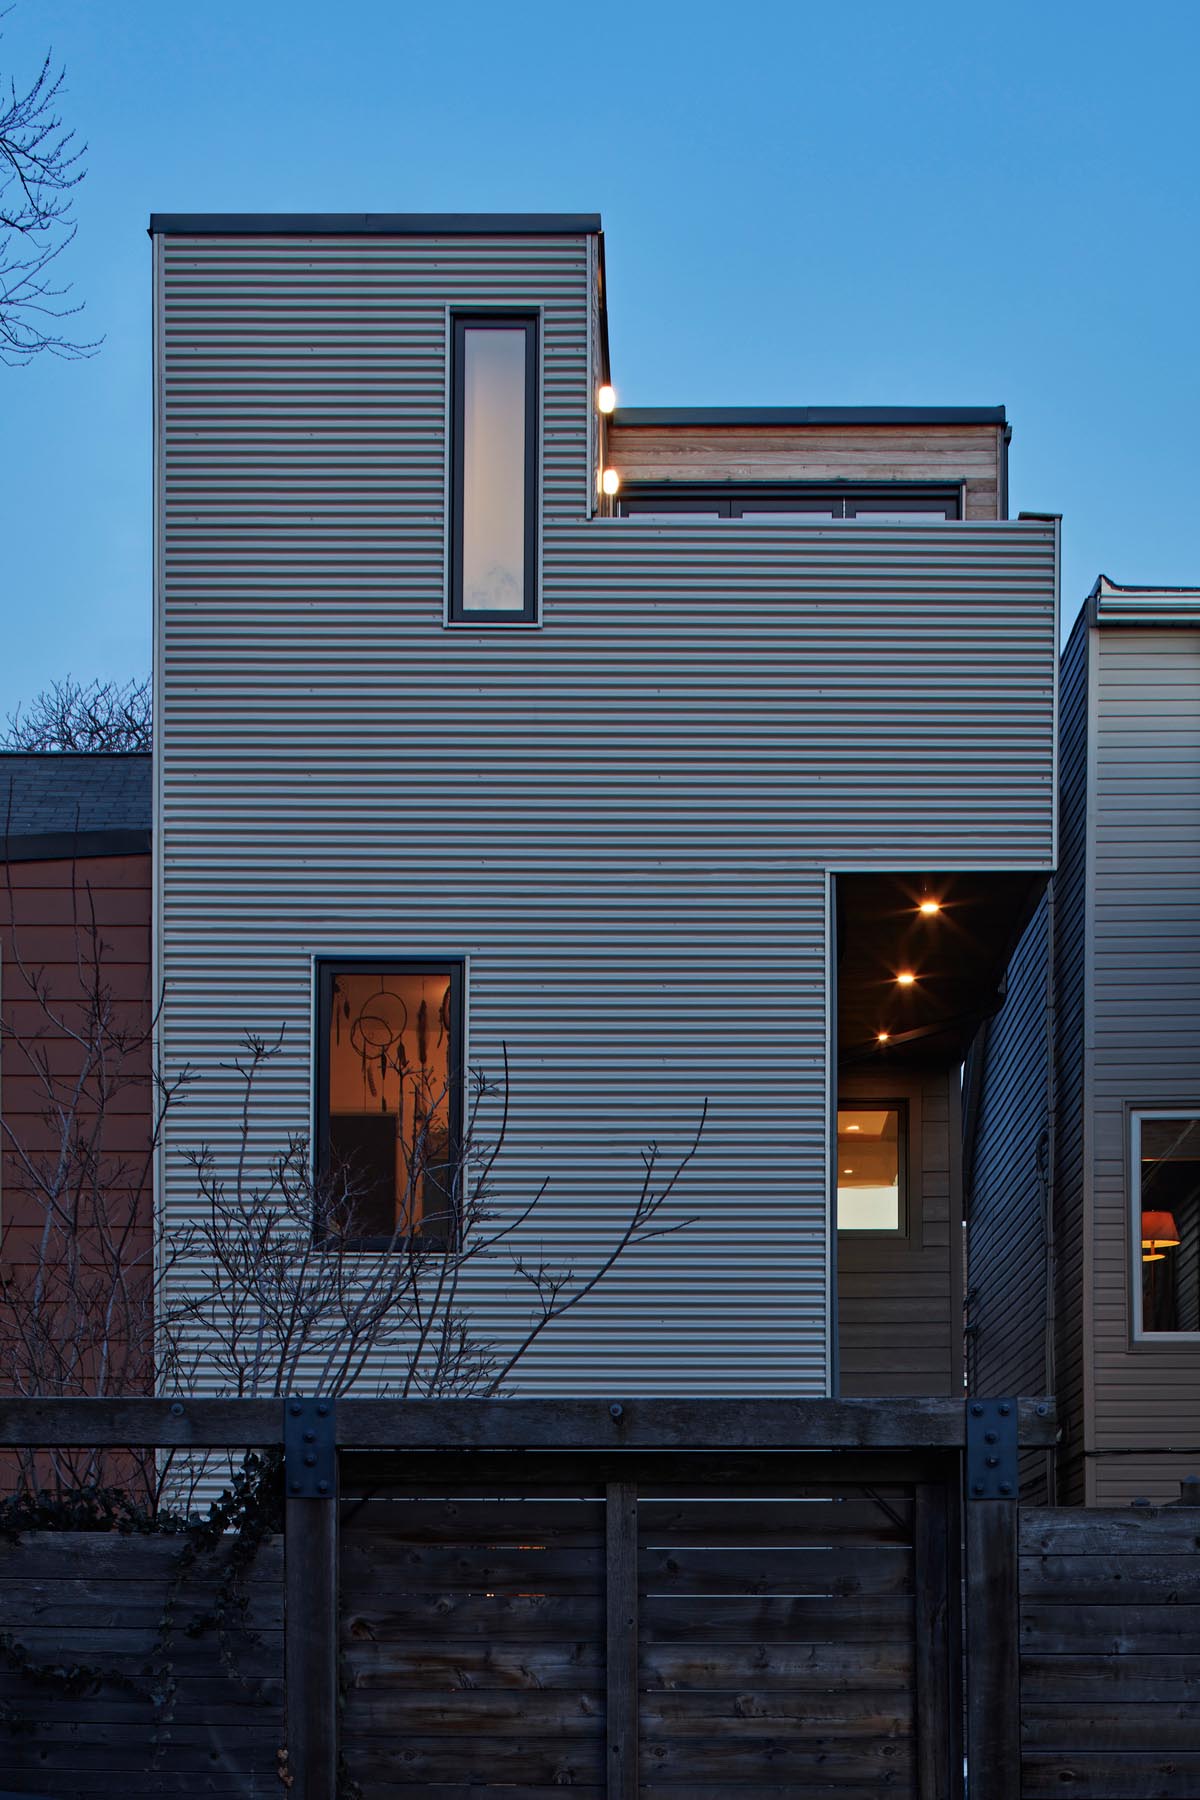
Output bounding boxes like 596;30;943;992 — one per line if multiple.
156;230;1057;1397
1089;624;1200;1504
837;1070;962;1397
965;613;1089;1502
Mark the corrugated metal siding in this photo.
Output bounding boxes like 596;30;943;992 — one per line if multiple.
965;893;1050;1496
1051;615;1089;1502
838;1070;961;1397
1089;625;1200;1504
964;611;1089;1501
156;232;1057;1397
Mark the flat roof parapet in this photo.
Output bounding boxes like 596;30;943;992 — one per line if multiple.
612;406;1007;427
149;211;602;236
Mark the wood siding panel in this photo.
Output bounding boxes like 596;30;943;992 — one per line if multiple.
606;423;1005;519
156;232;1056;1398
839;1072;962;1397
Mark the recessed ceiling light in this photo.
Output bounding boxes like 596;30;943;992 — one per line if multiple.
896;971;916;987
877;1030;890;1043
847;1124;861;1132
919;898;941;916
842;1167;854;1175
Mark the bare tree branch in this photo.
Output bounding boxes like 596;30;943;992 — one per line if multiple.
2;675;152;751
0;16;97;364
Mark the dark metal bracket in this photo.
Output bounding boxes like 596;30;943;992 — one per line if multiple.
966;1397;1018;1500
284;1396;337;1498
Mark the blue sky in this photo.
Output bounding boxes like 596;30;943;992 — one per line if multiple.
2;0;1198;718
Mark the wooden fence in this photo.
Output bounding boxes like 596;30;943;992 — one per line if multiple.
0;1394;1055;1800
1019;1504;1200;1799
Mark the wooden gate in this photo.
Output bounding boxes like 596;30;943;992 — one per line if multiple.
338;1450;957;1798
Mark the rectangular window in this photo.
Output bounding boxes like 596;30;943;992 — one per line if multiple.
1134;1113;1200;1336
836;1105;907;1232
315;960;463;1247
618;484;960;520
449;314;538;622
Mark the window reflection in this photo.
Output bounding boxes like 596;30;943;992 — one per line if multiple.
1139;1116;1200;1333
325;967;456;1241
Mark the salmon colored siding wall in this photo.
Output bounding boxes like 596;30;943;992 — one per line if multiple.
0;852;153;1342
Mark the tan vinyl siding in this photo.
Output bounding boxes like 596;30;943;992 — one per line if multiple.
1089;625;1200;1504
838;1070;962;1397
606;423;1005;518
156;231;1056;1398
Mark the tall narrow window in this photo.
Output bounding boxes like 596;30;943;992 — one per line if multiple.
316;960;463;1247
450;315;538;622
1134;1113;1200;1336
836;1105;907;1233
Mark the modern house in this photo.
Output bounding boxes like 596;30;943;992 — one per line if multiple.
151;212;1059;1398
967;578;1200;1505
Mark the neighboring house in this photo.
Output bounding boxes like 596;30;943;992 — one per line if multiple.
151;211;1058;1396
966;578;1200;1505
0;753;154;1407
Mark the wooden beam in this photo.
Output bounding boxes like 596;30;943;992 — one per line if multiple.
606;1480;639;1800
285;1475;339;1800
964;1497;1020;1800
0;1395;1058;1451
0;1394;930;1452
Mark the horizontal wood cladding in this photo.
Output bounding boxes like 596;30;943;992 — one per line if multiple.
1088;626;1200;1505
838;1071;962;1398
606;421;1006;518
1019;1505;1200;1795
0;1529;284;1793
157;232;1056;1399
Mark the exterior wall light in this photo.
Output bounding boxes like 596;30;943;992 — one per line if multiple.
919;899;941;916
896;972;916;987
601;468;621;497
597;384;617;414
876;1031;890;1043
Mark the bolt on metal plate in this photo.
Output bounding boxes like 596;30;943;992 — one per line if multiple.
283;1396;336;1499
965;1397;1019;1500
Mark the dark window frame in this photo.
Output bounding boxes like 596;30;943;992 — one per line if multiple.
835;1097;911;1238
617;481;961;520
314;956;465;1252
448;312;540;625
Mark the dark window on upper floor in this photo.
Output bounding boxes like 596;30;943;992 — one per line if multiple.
315;959;464;1248
449;314;539;623
617;484;961;520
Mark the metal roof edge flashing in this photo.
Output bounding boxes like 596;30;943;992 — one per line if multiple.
610;405;1007;428
1092;572;1200;625
149;211;603;237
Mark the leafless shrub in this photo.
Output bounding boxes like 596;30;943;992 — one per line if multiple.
0;855;705;1506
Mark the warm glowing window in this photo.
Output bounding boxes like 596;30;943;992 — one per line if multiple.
316;961;462;1246
1135;1114;1200;1336
836;1106;906;1233
450;315;538;622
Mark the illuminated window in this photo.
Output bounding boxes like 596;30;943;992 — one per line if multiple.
449;315;538;622
836;1106;906;1233
1134;1113;1200;1336
316;960;462;1246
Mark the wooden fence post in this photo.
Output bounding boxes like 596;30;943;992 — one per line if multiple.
284;1399;340;1800
606;1478;639;1800
963;1401;1020;1800
914;1477;959;1799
